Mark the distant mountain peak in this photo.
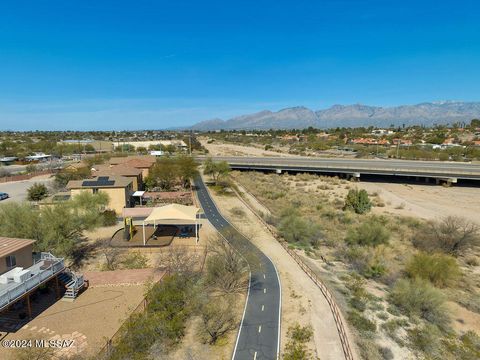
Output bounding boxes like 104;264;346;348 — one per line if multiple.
190;101;480;130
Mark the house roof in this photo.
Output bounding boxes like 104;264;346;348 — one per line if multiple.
123;158;156;169
93;164;143;177
0;238;35;258
67;175;133;189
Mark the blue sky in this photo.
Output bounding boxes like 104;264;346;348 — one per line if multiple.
1;0;480;130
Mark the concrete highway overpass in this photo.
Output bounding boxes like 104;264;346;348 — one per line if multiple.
203;156;480;184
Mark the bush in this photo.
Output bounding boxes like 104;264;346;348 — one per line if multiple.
197;295;238;344
278;210;321;247
348;310;377;334
283;324;314;360
389;278;449;328
344;188;372;214
27;183;48;201
405;252;461;288
346;218;390;247
102;209;118;226
122;251;149;269
413;216;480;256
25;163;37;173
407;323;442;357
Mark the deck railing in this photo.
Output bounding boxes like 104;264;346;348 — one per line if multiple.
0;253;65;310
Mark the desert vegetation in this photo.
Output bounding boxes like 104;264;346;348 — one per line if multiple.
0;191;119;266
104;235;248;360
231;170;480;360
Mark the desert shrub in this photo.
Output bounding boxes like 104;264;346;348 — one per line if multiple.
341;246;387;278
356;338;383;360
343;188;372;214
27;183;48;201
283;323;314;360
346;218;390;247
102;209;118;226
407;323;443;357
389;278;449;328
196;295;238;344
413;216;480;256
465;256;479;266
443;331;480;360
379;346;394;360
205;237;249;294
348;310;377;334
405;252;460;288
229;206;246;217
25;163;37;173
109;274;196;359
278;210;321;247
122;251;149;269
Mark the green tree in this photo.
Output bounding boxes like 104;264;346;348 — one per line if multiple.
470;119;480;128
176;155;198;188
27;183;48;201
343;188;372;214
203;158;230;185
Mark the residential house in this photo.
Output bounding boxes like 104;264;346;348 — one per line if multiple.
350;138;390;146
392;139;413;146
0;237;35;275
109;156;156;178
92;164;143;191
67;176;134;215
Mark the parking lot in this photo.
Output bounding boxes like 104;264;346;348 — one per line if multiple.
0;176;53;203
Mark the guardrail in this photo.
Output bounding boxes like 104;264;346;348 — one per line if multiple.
0;252;65;310
227;161;480;177
231;185;355;360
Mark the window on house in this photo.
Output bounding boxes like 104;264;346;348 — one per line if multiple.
6;255;16;269
93;188;99;194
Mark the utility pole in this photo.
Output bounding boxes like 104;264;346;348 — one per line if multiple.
189;131;192;155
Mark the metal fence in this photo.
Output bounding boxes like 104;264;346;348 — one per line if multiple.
232;186;355;360
0;169;56;183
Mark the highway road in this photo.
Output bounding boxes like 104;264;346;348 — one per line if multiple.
194;176;281;360
207;156;480;181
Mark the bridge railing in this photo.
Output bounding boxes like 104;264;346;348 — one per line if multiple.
231;184;355;360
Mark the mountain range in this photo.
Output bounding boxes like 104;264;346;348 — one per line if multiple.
189;101;480;130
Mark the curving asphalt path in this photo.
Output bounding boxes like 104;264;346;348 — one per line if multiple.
194;176;281;360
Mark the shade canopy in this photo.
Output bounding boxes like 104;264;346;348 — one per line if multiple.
143;204;200;225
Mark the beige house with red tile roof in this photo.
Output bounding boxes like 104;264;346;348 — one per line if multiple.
108;156;156;178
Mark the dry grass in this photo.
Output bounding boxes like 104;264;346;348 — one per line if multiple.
230;170;480;360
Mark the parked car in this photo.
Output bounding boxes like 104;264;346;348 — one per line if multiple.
0;192;9;200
